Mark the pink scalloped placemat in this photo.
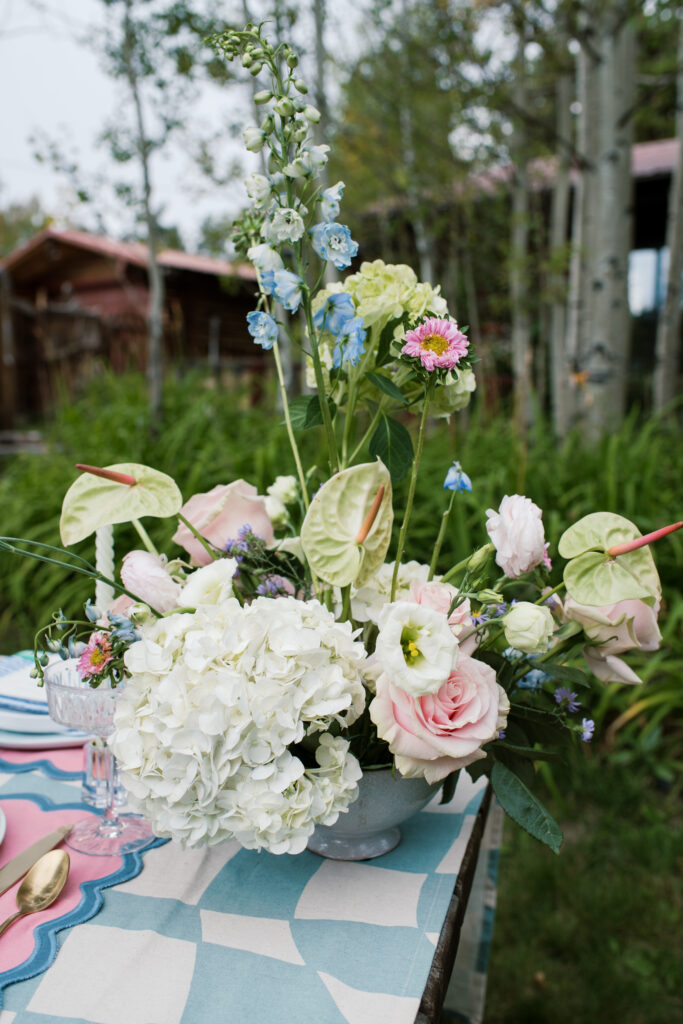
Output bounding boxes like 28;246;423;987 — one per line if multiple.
0;747;84;775
0;797;122;975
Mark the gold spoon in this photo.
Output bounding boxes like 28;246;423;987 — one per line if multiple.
0;850;70;937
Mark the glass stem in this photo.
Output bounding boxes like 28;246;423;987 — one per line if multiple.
98;743;123;836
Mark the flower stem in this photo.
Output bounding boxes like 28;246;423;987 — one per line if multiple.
176;513;220;562
428;489;456;581
131;518;158;556
272;339;310;510
391;380;434;601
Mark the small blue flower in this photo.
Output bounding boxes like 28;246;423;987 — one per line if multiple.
310;222;358;270
313;292;356;334
320;181;345;221
260;269;303;312
518;668;550;691
246;311;279;350
444;460;472;492
581;718;595;742
554;686;581;713
332;317;367;368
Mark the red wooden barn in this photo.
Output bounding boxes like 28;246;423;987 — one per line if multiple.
0;228;261;428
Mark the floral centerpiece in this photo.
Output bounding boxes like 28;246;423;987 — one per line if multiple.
3;24;679;858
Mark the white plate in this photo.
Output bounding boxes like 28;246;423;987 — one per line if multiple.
0;808;5;847
0;708;75;735
0;729;89;750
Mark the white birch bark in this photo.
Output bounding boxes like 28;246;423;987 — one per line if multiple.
653;13;683;412
509;23;532;435
549;69;572;437
123;0;164;423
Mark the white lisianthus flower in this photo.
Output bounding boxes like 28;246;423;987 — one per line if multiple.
374;600;459;697
261;207;305;244
247;243;284;275
179;558;238;607
486;494;548;578
244;172;271;204
503;602;555;654
350;560;430;624
111;596;367;853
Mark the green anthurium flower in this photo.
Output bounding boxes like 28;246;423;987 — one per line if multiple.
558;512;660;606
300;459;393;587
60;463;183;546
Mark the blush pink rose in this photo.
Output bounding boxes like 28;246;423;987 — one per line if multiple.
172;481;274;566
485;494;547;578
120;551;182;614
369;655;509;784
409;580;479;656
564;597;661;684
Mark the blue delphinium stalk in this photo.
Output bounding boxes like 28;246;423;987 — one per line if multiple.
246;311;279;350
332;317;366;368
313;292;356;334
444;460;472;492
310;222;359;270
260;269;303;312
320;181;344;221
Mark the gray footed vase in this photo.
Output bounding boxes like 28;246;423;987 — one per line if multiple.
307;768;443;861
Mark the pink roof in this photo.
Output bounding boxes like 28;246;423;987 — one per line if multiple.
0;227;257;280
632;138;678;178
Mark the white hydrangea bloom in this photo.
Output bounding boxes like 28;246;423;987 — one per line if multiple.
350;560;431;624
111;596;366;853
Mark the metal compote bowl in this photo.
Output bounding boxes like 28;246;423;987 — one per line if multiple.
44;659;154;856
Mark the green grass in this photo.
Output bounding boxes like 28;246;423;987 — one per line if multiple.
484;756;683;1024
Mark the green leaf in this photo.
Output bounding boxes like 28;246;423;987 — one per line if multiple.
495;742;562;762
300;459;393;587
439;769;460;805
369;414;414;483
539;661;592;687
491;761;563;853
60;464;183;545
364;371;408;405
287;394;336;430
376;314;407;367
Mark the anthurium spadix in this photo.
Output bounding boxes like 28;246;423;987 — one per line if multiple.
60;463;183;546
558;512;661;607
300;459;393;587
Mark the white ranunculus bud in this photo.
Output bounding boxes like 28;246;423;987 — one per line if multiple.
503;602;555;654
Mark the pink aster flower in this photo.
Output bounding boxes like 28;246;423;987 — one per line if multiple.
401;317;469;371
78;631;113;680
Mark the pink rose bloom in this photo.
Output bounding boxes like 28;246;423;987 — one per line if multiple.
485;494;547;578
120;551;182;614
409;580;479;656
172;481;274;566
106;594;135;616
564;597;661;684
369;655;509;785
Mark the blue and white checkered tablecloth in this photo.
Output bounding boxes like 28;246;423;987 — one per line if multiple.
0;655;501;1024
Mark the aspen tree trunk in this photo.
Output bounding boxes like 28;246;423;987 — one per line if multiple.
398;0;434;284
583;6;635;434
566;21;600;432
549;70;572;437
123;0;164;422
509;23;532;436
653;13;683;411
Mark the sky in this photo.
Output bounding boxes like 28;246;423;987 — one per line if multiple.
0;0;266;250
